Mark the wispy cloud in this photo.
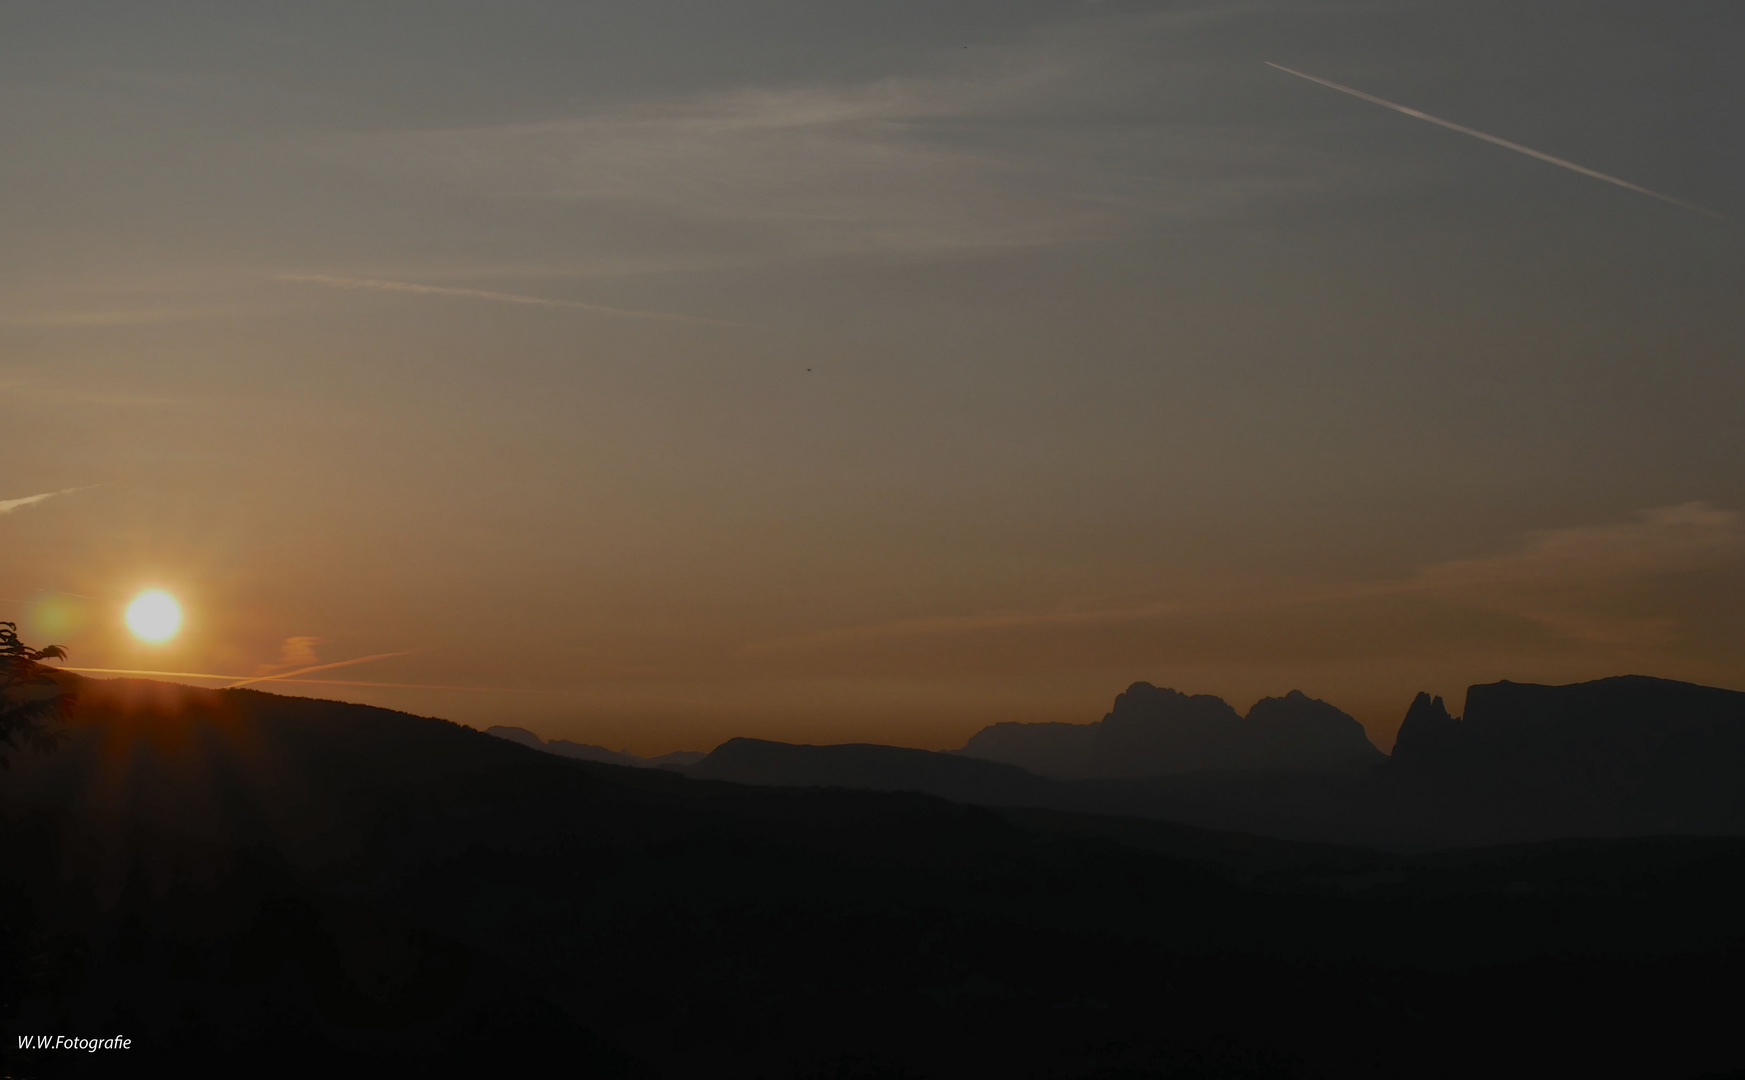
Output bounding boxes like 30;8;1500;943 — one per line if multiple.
1411;502;1743;591
1265;62;1730;221
1400;502;1744;646
279;274;742;325
753;503;1745;652
354;92;1103;258
273;635;324;670
0;487;88;515
323;17;1336;262
248;636;324;679
0;305;261;327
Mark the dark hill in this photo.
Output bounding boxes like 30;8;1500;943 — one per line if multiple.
686;737;1055;805
960;683;1383;779
4;676;1745;1077
682;737;1384;849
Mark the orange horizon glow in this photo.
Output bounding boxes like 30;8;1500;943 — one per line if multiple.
4;5;1742;758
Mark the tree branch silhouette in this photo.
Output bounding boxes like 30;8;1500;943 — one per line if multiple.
0;621;75;768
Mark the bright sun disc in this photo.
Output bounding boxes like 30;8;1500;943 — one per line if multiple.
125;590;183;643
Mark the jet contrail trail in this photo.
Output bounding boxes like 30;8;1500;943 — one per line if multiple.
55;651;408;688
222;650;414;689
1265;62;1729;222
0;487;91;515
280;273;743;326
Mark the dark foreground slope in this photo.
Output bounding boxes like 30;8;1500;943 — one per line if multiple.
4;678;1745;1079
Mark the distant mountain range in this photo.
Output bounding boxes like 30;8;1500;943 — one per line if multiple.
959;684;1384;779
657;676;1745;850
485;725;705;769
4;674;1745;1076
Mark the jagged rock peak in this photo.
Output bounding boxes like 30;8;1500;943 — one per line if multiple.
1390;692;1460;764
1405;692;1455;726
1103;683;1241;727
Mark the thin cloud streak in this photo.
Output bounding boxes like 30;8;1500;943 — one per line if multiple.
0;306;263;327
59;665;539;694
280;273;742;326
0;487;89;515
1265;62;1730;221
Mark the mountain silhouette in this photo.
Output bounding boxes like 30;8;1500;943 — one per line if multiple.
1389;690;1462;764
5;674;1745;1076
485;725;704;769
1383;675;1745;846
959;683;1382;779
688;675;1745;850
1394;675;1745;778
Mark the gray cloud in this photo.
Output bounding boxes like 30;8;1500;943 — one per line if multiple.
322;16;1339;263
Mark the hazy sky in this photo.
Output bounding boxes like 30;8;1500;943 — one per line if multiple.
4;1;1742;752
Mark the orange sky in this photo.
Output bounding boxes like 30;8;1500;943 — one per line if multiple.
4;2;1743;754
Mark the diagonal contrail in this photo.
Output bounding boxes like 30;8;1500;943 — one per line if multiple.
0;486;92;515
280;273;744;326
1265;62;1729;222
221;650;414;690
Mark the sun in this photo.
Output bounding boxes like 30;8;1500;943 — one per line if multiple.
125;589;183;644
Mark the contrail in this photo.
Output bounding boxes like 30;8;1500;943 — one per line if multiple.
0;487;89;515
280;273;743;326
60;665;539;694
222;650;415;690
1265;62;1729;221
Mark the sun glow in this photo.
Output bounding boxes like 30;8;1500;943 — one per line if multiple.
125;590;183;644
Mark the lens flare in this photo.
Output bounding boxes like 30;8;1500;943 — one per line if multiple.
30;593;88;640
125;590;183;644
